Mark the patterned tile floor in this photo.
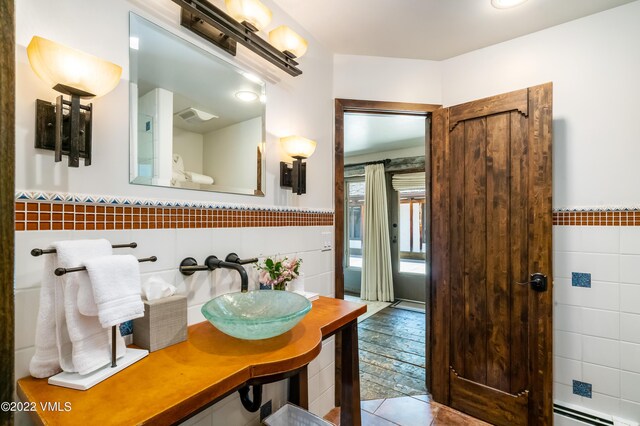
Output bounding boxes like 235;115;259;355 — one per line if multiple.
324;395;492;425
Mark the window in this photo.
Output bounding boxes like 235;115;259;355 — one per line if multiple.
346;180;365;268
398;189;426;274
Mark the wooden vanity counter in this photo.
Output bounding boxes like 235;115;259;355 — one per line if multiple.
17;296;366;426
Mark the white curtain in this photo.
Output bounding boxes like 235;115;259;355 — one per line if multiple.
361;163;394;302
392;172;426;191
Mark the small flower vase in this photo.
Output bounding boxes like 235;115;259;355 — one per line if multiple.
273;282;286;291
259;283;273;290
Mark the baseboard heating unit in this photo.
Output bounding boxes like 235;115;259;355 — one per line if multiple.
554;403;638;426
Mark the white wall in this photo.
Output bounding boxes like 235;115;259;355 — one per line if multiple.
553;227;640;422
333;54;442;104
203;117;261;191
441;1;640;209
14;0;335;424
173;128;204;174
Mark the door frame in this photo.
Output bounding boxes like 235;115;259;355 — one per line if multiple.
1;1;15;425
333;99;441;408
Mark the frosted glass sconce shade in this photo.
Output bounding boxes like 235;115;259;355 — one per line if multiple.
27;36;122;98
280;135;316;159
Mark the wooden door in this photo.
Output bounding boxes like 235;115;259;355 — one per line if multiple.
429;83;553;426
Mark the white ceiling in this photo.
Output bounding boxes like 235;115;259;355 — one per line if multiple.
344;113;426;156
272;0;635;60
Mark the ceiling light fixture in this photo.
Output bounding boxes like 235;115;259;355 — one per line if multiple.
173;0;303;76
491;0;528;9
235;91;258;102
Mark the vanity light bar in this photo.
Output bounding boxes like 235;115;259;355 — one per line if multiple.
173;0;302;77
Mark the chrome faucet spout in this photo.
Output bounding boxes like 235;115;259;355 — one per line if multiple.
205;255;249;292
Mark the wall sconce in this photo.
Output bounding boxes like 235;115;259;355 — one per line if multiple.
280;136;316;195
174;0;307;76
27;36;122;167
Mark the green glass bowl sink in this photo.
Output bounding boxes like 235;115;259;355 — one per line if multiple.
201;290;312;340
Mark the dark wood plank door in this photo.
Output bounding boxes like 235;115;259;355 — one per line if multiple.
430;83;553;426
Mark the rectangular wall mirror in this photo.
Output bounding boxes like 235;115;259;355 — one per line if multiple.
129;13;266;196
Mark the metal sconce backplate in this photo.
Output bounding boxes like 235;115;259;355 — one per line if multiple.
35;98;92;166
280;160;306;195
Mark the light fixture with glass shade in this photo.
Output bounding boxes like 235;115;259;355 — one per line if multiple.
279;136;316;195
27;36;122;166
224;0;272;32
174;0;303;76
269;26;308;59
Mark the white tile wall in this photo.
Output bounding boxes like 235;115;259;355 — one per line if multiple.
13;226;336;425
554;226;640;422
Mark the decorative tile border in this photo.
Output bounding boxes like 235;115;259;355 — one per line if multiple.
15;201;333;231
553;210;640;226
14;191;334;231
15;191;333;213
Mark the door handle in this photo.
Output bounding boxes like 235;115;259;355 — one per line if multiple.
517;273;547;292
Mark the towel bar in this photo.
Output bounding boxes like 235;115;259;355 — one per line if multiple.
31;242;138;256
54;256;157;276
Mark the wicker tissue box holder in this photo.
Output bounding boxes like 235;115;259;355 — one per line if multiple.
133;295;187;352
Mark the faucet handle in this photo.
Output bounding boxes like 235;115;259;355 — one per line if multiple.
205;255;222;270
225;253;258;265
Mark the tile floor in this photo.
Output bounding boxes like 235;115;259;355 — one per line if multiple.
324;395;492;425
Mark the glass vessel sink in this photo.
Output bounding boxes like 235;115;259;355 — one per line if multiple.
201;290;312;340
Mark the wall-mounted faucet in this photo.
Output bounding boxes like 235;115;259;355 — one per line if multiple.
179;253;258;293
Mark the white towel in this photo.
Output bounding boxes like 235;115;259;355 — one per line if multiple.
29;254;63;378
53;240;125;375
184;171;214;185
84;255;145;327
30;240;126;377
55;239;112;316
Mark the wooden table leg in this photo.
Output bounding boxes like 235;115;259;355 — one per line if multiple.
288;365;309;409
340;320;361;426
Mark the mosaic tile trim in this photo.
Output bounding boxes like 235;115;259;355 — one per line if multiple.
571;272;591;288
15;201;333;231
553;210;640;226
15;191;333;214
572;380;592;398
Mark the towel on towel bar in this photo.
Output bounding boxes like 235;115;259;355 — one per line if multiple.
84;254;145;327
29;254;63;378
30;239;126;377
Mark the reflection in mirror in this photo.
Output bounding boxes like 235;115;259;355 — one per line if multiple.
129;13;266;196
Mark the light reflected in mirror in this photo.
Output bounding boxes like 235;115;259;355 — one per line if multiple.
129;13;266;196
